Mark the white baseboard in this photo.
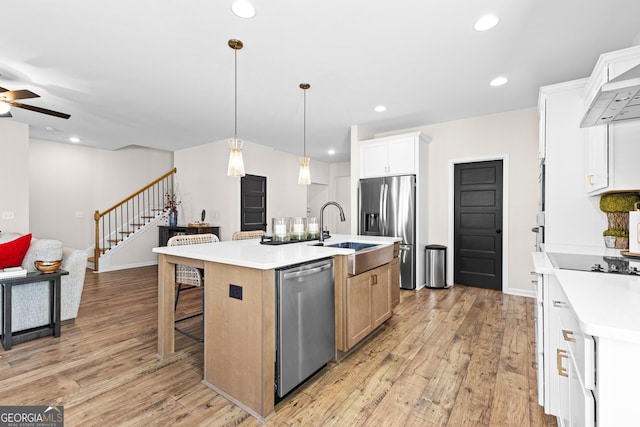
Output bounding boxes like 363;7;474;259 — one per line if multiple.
96;260;158;273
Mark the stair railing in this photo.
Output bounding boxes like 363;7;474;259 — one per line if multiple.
93;168;176;271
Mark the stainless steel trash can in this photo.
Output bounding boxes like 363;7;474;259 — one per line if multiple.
425;245;447;288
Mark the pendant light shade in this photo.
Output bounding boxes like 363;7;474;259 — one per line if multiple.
298;83;311;185
227;138;245;176
227;39;246;177
298;155;311;185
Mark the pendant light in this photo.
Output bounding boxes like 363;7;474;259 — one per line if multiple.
298;83;311;185
227;39;246;177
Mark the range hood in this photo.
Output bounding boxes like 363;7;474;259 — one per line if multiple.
581;64;640;128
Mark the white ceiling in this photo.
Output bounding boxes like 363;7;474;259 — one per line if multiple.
1;1;640;163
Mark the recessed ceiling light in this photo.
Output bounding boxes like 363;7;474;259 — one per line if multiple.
231;0;256;18
490;76;508;87
374;105;387;112
69;136;80;143
45;126;55;131
328;149;336;155
474;14;499;31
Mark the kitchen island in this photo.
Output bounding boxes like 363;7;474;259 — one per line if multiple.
153;234;400;421
532;246;640;426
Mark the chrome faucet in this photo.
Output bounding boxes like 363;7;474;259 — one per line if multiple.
319;201;346;242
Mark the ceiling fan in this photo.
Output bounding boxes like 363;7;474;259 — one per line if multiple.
0;86;70;119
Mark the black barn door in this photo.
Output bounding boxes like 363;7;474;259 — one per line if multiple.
240;174;267;231
454;160;503;290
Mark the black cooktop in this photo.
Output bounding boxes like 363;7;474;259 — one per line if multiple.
547;252;640;275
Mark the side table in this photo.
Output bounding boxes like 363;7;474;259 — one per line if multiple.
158;225;220;246
1;270;69;350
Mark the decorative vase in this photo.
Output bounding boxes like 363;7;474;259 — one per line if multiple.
169;210;178;226
615;236;629;250
604;236;616;248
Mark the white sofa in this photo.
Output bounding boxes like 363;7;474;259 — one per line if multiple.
0;232;87;333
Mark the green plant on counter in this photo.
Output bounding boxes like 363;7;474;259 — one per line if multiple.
599;192;639;249
603;228;628;237
599;192;640;212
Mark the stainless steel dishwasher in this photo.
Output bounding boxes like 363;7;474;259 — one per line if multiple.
276;257;335;399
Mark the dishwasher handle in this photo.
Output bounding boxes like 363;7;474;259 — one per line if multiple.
282;262;333;279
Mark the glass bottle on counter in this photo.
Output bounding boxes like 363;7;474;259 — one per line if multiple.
290;217;308;241
272;217;290;242
307;217;320;240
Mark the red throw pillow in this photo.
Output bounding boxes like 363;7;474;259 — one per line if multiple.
0;233;32;269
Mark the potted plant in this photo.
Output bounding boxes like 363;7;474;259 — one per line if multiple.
599;192;640;249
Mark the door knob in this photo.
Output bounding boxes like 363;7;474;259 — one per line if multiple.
496;229;502;234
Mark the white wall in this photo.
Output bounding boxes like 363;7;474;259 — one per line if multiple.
0;121;30;233
377;108;539;295
330;162;352;234
350;125;374;234
29;139;174;250
174;139;330;241
544;81;606;247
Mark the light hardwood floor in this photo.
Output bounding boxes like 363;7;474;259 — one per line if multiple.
0;266;557;426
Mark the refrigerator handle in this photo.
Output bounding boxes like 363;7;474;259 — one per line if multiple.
382;183;389;235
382;182;389;236
379;183;385;234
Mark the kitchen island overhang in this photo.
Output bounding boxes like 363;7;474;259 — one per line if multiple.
152;234;400;421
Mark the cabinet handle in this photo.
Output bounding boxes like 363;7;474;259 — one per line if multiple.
552;300;565;308
556;348;569;377
371;274;378;285
562;329;576;343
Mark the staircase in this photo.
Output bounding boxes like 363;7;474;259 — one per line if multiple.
90;168;176;271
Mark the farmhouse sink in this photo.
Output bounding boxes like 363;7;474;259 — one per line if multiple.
326;241;378;251
313;241;394;275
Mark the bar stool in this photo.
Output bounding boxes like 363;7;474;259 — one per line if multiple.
232;230;266;240
167;233;219;342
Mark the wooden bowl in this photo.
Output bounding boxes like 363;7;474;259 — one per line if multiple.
34;260;62;274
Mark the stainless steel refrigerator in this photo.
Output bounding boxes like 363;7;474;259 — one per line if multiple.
359;175;416;290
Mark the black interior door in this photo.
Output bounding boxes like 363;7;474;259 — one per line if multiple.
454;160;503;290
240;174;267;231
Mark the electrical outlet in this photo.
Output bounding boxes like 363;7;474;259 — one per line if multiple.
229;284;243;300
75;211;85;219
2;211;14;220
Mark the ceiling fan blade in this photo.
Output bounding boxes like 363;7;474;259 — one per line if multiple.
0;110;12;118
10;102;70;119
1;89;39;101
0;87;8;93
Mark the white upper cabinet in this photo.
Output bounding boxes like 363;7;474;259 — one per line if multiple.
584;125;609;194
360;132;426;178
582;45;640;195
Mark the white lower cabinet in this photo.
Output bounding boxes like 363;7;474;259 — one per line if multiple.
569;363;595;427
547;275;596;427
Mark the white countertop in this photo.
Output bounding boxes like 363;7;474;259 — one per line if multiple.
153;234;400;270
533;248;640;343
